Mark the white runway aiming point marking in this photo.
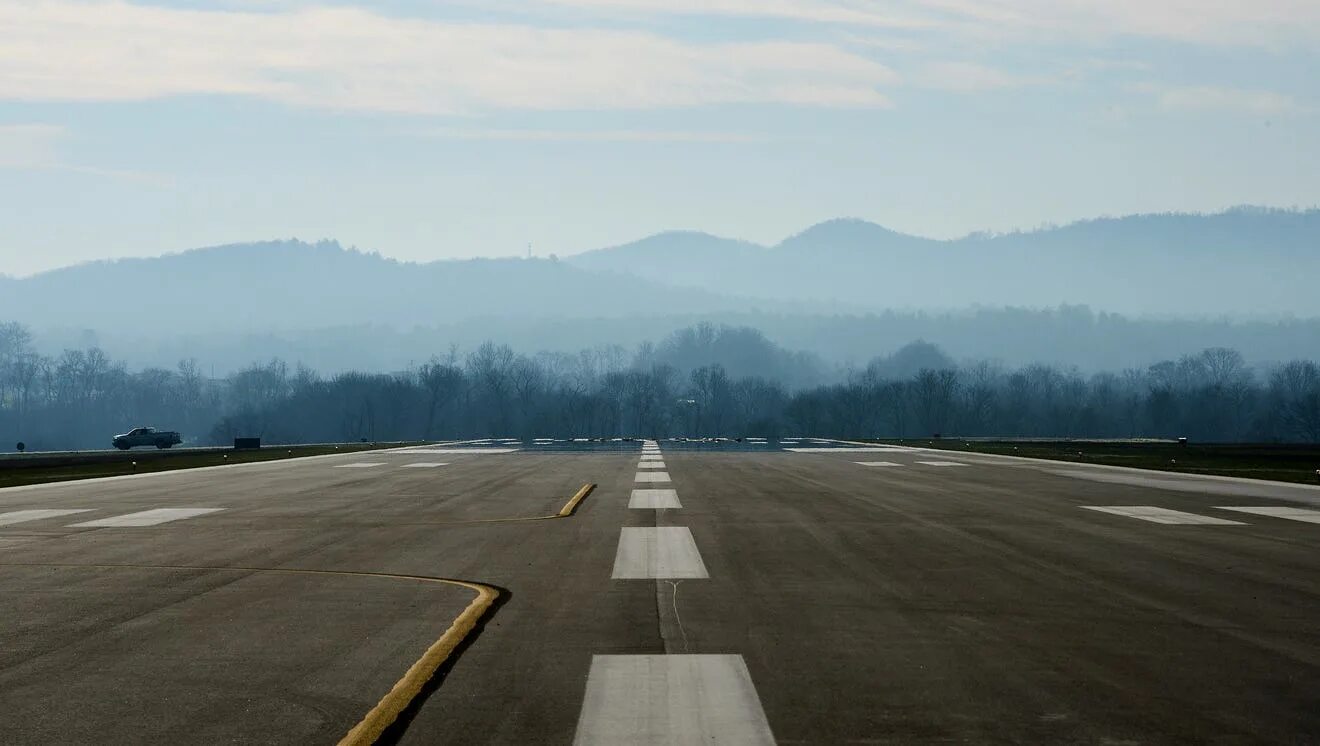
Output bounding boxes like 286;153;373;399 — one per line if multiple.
69;508;227;527
1080;506;1245;525
0;509;94;526
573;654;775;745
1215;506;1320;524
611;527;709;579
629;489;682;509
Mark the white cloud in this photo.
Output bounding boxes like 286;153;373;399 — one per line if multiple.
912;61;1047;92
407;127;779;142
535;0;936;29
0;2;896;114
0;123;65;168
1141;84;1304;115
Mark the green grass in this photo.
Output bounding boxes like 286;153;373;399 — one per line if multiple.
0;442;428;489
874;439;1320;485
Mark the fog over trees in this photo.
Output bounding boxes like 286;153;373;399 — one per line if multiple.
3;321;1318;451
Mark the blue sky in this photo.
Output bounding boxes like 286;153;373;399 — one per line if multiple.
1;0;1317;276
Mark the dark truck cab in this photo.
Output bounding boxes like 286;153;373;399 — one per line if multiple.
112;427;183;450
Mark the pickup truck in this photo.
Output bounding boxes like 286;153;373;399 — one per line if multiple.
112;427;183;450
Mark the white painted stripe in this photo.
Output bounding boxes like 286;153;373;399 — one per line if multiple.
1080;506;1244;525
402;448;518;454
629;489;682;509
637;462;666;469
639;454;664;461
70;508;226;527
854;461;903;467
401;462;449;468
0;509;94;527
573;654;774;745
916;461;968;467
611;527;708;579
635;471;672;483
335;462;388;469
1215;506;1320;524
785;447;912;453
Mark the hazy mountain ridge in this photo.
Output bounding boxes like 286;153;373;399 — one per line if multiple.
0;239;798;334
568;207;1320;315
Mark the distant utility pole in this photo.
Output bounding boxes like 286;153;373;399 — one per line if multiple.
527;242;532;259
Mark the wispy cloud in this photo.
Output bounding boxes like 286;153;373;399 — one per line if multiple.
1137;84;1305;115
0;2;896;114
912;61;1049;92
0;122;171;184
406;127;782;143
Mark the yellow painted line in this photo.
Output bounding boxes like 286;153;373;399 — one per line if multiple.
0;562;498;746
557;482;596;518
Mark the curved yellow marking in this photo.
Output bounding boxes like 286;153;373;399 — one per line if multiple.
0;562;498;746
556;482;596;518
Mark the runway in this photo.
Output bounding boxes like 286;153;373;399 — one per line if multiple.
2;439;1319;744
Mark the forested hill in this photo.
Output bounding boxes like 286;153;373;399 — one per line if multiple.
568;207;1320;316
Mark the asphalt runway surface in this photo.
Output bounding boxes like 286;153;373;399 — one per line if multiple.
2;437;1319;744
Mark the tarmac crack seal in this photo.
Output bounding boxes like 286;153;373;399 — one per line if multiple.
0;561;501;746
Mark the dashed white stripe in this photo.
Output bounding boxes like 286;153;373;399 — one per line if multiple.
401;462;449;468
611;527;708;579
0;509;94;526
1215;506;1320;524
637;462;667;469
785;447;912;453
629;489;682;509
854;461;903;467
401;448;518;454
635;471;672;483
1080;506;1244;525
70;508;226;527
574;654;775;745
639;454;664;461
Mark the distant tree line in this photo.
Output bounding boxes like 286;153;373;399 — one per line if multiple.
2;321;1318;450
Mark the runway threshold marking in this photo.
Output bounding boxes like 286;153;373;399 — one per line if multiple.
573;654;775;745
1215;506;1320;524
0;509;94;526
629;489;682;509
0;560;498;746
635;472;672;483
69;508;226;527
1080;506;1245;525
611;527;708;579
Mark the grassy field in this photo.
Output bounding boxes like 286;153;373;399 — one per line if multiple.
0;442;427;489
876;439;1320;485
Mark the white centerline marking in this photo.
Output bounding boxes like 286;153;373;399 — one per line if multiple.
399;448;518;454
854;461;903;467
401;462;449;468
629;489;682;509
0;509;94;526
1215;506;1320;524
916;461;968;467
573;654;775;745
611;527;708;579
640;454;664;461
335;462;387;469
70;508;226;527
635;471;672;483
637;462;667;469
786;447;912;453
1080;506;1244;525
